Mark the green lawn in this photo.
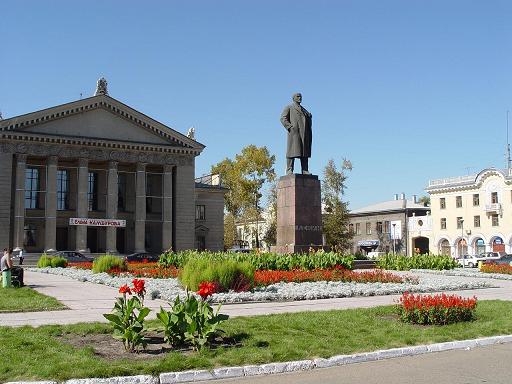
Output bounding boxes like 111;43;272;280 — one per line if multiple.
1;300;512;382
0;286;66;313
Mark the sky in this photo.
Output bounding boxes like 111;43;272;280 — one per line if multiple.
1;1;511;210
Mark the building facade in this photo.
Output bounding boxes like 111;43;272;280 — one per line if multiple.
0;82;225;254
426;168;512;257
348;194;430;256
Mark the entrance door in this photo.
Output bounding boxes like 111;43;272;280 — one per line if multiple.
117;228;126;254
56;227;68;250
87;228;98;253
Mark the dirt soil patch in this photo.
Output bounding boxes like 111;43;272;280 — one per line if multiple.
59;331;241;360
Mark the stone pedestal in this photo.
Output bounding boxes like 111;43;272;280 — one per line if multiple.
273;174;323;253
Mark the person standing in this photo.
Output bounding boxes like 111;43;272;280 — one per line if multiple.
280;92;313;175
1;248;13;288
18;248;24;266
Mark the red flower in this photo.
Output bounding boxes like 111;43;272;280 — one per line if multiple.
119;284;131;294
197;281;219;299
132;279;146;295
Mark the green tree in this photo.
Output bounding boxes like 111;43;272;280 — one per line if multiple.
418;195;430;207
262;181;278;247
212;145;276;245
322;158;353;252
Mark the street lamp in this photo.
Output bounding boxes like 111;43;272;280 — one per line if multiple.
460;218;465;269
392;223;396;255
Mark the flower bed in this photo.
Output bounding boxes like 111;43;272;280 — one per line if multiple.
480;264;512;275
254;268;417;285
396;292;477;325
69;261;179;279
30;267;494;303
413;268;512;281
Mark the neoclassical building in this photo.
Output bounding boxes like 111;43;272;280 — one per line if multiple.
426;168;512;257
0;80;226;254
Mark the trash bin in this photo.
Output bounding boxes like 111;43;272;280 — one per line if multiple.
2;269;12;288
11;266;24;288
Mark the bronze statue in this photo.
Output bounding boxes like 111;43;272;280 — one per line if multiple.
280;93;312;175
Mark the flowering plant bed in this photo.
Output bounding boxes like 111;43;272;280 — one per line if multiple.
254;268;418;286
69;261;179;279
480;263;512;275
396;292;477;325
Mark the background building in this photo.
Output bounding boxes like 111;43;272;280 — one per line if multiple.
0;80;225;255
426;168;512;257
348;194;430;255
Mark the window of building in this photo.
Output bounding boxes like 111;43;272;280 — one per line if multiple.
349;224;354;233
440;218;446;230
376;221;382;233
57;169;69;210
366;222;371;235
474;215;480;228
473;194;479;206
492;214;499;226
491;192;498;204
25;168;40;209
355;223;361;235
456;217;463;229
440;198;446;209
88;172;98;211
23;224;37;247
195;205;206;220
118;173;127;211
456;196;462;208
384;221;390;233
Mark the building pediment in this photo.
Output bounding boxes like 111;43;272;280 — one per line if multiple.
0;95;204;155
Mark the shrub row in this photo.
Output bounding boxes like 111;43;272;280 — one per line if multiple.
36;254;68;268
376;254;458;271
159;250;354;271
92;255;127;274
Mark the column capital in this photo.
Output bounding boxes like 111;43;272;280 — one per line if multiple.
136;162;147;172
163;164;174;173
16;153;27;163
47;155;58;165
108;160;118;170
78;158;89;168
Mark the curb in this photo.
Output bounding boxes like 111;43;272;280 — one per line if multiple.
7;335;512;384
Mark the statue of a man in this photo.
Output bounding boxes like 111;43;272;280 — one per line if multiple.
280;93;312;175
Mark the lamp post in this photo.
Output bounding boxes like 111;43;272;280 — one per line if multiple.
392;223;396;255
460;218;465;269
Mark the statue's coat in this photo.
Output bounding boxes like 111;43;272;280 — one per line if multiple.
280;103;312;159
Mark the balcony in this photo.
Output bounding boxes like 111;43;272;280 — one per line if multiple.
485;203;502;214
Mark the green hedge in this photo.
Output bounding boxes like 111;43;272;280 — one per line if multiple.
36;254;68;268
376;254;458;271
92;255;127;274
160;250;354;271
179;258;254;292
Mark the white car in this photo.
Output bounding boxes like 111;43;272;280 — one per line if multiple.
367;251;386;260
456;254;484;268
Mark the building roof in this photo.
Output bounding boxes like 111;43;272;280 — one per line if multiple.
350;198;429;215
426;168;512;193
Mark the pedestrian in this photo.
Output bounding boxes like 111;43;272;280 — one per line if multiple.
18;248;24;266
1;248;13;288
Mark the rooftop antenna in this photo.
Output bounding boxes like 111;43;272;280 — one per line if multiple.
507;110;511;169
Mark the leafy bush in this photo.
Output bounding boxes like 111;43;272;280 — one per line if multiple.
160;250;354;271
396;292;477;325
481;263;512;275
180;258;254;292
37;254;68;268
92;254;127;274
50;256;68;268
156;290;229;350
376;254;458;271
37;254;53;268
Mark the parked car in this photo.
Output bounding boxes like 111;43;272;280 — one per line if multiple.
227;247;252;253
367;251;386;260
47;251;93;263
483;255;512;266
124;252;160;263
478;252;506;260
456;254;484;268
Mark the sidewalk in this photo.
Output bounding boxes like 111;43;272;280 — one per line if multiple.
1;270;512;327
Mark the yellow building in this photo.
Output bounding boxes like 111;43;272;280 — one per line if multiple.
426;168;512;257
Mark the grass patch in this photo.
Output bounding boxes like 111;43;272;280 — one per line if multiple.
1;300;512;382
0;286;66;313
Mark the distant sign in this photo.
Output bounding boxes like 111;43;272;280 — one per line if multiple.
357;240;379;247
69;218;126;227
